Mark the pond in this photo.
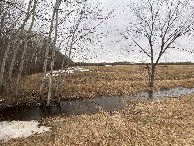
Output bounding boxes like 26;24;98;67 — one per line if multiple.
0;87;193;121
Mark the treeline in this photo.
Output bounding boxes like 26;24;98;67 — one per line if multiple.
136;62;194;66
0;32;72;76
74;61;194;66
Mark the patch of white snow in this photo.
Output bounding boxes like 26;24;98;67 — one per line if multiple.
46;67;91;77
0;120;51;143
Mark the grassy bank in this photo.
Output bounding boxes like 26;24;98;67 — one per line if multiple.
0;65;194;107
3;94;194;145
1;65;194;145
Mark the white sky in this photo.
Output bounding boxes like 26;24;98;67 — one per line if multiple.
78;0;194;63
22;0;194;63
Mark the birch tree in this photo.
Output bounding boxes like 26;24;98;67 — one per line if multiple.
15;0;37;98
56;2;111;102
0;36;10;91
47;0;61;106
124;0;193;87
39;0;59;101
0;0;31;92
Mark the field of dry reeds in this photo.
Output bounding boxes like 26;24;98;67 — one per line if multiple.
4;93;194;145
0;65;193;107
1;65;194;145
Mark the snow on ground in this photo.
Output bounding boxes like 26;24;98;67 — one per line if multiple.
46;67;91;77
0;121;51;143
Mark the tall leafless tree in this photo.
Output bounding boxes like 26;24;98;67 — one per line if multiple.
15;0;37;98
47;0;61;106
123;0;193;87
39;0;59;101
57;3;114;102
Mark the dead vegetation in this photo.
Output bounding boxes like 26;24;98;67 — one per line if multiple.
1;65;194;145
0;65;193;107
3;94;194;145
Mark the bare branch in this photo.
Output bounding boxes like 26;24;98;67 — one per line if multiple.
132;39;151;58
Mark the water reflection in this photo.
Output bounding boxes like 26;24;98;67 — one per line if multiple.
0;87;193;121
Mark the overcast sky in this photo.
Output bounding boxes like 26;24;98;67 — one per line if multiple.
22;0;194;63
77;0;194;63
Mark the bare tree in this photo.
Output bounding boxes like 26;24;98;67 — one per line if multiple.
56;3;114;102
15;0;37;98
39;0;59;101
47;0;61;106
0;0;31;92
123;0;193;87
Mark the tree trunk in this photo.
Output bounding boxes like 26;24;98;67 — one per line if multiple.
58;12;83;101
0;38;10;91
47;0;61;106
150;65;155;87
59;39;74;101
15;39;27;97
7;0;33;95
1;0;32;92
39;0;58;102
7;42;19;93
15;0;36;98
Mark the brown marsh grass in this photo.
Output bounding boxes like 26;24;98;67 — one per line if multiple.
1;65;194;145
0;65;194;107
4;93;194;145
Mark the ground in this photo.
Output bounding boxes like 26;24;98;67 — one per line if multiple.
2;94;194;145
0;65;194;145
0;65;193;107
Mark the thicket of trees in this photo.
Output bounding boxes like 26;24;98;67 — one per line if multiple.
0;0;107;106
0;31;71;75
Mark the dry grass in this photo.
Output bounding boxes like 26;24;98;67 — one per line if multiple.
1;65;194;145
0;65;193;107
23;65;194;98
3;94;194;145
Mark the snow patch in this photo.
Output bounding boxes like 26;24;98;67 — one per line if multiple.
0;121;51;143
46;67;91;77
54;119;65;122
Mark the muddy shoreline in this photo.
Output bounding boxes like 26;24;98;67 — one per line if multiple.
1;87;193;121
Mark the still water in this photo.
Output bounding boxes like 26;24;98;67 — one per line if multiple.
0;87;193;121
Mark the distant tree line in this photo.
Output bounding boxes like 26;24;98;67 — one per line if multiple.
74;61;194;66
